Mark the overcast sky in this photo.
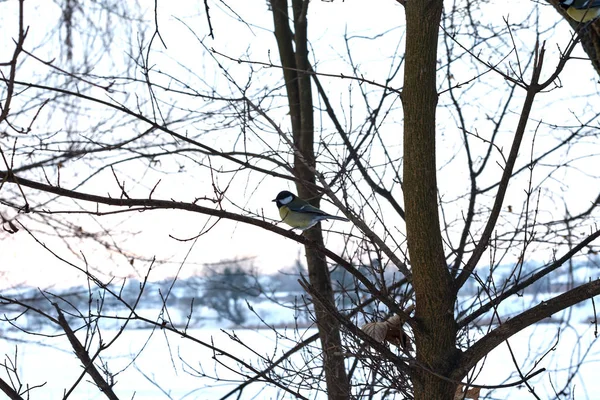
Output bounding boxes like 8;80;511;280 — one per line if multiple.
1;0;599;289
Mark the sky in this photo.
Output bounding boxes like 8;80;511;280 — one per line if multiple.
1;0;599;289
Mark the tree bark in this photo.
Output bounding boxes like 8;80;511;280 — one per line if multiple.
270;1;350;398
402;1;458;399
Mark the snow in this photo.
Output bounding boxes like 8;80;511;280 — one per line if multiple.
1;319;599;399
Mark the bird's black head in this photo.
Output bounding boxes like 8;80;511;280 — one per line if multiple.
273;190;296;207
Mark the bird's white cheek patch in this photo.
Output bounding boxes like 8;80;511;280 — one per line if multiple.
280;195;293;205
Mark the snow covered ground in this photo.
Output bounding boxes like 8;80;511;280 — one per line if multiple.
1;289;599;399
1;321;599;399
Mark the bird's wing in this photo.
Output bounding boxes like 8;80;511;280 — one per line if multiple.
576;0;600;8
288;202;331;216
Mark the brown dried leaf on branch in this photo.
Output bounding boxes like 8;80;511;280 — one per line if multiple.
454;384;481;400
361;320;388;342
361;305;414;351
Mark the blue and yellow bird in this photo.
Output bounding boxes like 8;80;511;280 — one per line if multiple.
560;0;600;22
273;190;349;231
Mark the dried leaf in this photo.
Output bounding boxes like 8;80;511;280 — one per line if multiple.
385;323;412;351
387;314;402;327
361;321;387;343
454;384;480;400
465;387;480;399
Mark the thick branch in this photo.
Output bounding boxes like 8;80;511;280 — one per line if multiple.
0;378;23;400
459;229;600;327
53;305;120;400
454;279;600;380
3;170;413;322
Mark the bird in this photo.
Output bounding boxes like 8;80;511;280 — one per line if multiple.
559;0;600;22
272;190;349;231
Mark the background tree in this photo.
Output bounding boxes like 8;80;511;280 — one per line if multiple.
1;0;600;399
200;259;260;325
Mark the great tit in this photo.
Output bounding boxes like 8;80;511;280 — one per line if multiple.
273;190;349;231
560;0;600;22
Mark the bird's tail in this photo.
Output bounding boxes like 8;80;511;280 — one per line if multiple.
327;215;349;222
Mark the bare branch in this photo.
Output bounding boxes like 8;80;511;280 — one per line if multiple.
455;279;600;380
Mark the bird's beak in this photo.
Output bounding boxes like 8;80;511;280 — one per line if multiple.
272;199;277;202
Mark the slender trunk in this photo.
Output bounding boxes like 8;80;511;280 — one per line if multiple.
402;1;458;399
270;1;350;398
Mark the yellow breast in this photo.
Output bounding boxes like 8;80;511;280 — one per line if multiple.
278;206;319;230
567;6;600;22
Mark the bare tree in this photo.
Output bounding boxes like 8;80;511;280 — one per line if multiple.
200;259;260;325
1;0;600;399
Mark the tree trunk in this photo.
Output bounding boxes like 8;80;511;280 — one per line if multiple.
402;1;459;399
270;1;351;398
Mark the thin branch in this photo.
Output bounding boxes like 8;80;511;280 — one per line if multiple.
311;68;406;220
0;77;295;184
210;48;402;95
456;42;547;289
